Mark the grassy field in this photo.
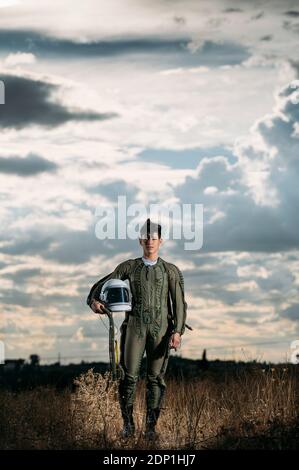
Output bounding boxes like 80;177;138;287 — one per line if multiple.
0;366;298;450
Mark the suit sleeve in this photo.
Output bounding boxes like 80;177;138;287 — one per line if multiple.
168;265;188;336
86;261;129;308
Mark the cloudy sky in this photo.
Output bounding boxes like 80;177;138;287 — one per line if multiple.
1;0;299;364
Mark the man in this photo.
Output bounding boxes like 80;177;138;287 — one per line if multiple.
86;218;187;440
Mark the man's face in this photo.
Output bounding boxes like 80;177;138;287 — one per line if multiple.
139;232;162;258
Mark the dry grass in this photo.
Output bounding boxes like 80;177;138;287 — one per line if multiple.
0;366;298;450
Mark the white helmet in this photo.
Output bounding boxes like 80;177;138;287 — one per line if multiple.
99;279;132;312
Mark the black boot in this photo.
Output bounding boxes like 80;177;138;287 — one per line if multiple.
120;405;135;438
144;407;160;440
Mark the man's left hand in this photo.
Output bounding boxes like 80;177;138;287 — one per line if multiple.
169;332;181;350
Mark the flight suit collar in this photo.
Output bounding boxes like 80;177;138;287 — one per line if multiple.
138;256;162;268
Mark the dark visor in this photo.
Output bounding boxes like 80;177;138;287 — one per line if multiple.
106;287;129;304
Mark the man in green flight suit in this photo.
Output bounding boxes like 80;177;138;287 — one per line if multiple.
87;218;187;439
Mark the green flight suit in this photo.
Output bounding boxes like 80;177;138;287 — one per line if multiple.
87;256;187;416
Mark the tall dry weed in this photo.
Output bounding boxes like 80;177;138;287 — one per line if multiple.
0;366;298;449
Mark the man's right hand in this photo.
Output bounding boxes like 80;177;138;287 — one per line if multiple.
90;300;108;314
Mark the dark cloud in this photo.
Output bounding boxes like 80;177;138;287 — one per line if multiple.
1;232;53;256
0;79;4;104
260;35;272;41
0;153;57;176
284;10;299;17
282;304;299;322
223;8;243;13
0;222;135;265
173;16;186;25
0;217;137;266
0;285;85;311
4;267;42;284
177;253;264;306
88;179;139;203
282;20;299;33
251;12;264;20
0;29;190;58
0;289;33;308
0;74;118;129
187;40;250;66
43;225;137;265
256;269;295;293
172;76;299;253
0;30;250;68
234;318;259;326
289;59;299;76
185;278;253;306
0;263;90;312
175;169;298;254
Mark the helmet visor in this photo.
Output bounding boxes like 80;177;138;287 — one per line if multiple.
106;286;129;304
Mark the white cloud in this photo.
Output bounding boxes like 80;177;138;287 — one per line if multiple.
0;0;19;7
4;52;36;67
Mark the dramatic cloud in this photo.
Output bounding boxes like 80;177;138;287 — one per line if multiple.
0;30;250;69
260;35;272;41
0;74;119;129
173;74;299;254
0;221;136;265
284;10;299;17
0;29;190;57
0;152;58;176
4;267;42;284
223;8;243;13
1;232;53;256
282;304;299;322
88;179;139;202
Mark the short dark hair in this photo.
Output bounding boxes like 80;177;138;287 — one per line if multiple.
140;218;162;239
